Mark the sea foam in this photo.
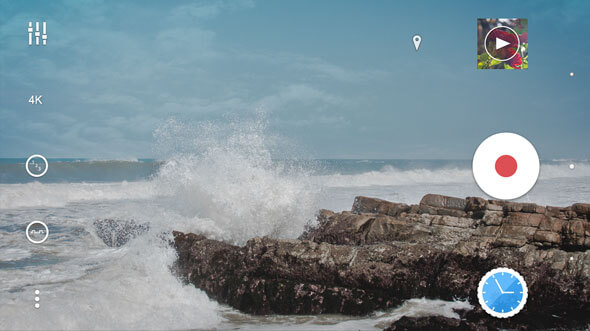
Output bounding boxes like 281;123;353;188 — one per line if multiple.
151;115;320;244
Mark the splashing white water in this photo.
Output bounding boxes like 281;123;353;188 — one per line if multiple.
0;225;222;330
2;162;589;210
152;114;320;244
1;113;589;329
0;114;322;330
218;297;473;330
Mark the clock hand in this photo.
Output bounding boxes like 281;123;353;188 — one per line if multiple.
494;278;505;294
503;291;514;294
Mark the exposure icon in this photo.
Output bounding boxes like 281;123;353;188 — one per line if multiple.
26;221;49;244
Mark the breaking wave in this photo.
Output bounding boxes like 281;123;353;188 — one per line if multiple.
151;114;320;244
318;162;590;188
0;181;159;209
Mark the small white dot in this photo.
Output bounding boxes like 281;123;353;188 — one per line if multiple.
35;297;40;302
34;303;40;309
35;290;40;295
570;256;574;261
570;72;574;77
569;163;575;170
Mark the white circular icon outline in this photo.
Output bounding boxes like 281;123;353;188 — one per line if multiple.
25;154;49;178
478;267;528;318
25;221;49;244
484;26;521;62
472;132;540;200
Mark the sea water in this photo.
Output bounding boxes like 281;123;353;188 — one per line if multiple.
1;119;589;330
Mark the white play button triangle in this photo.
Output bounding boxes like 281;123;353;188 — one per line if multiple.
496;37;510;50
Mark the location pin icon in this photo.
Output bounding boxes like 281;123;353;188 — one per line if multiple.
413;35;422;51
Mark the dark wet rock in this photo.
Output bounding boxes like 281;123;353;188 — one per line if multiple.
453;305;584;331
384;312;541;330
386;305;589;330
93;219;149;247
173;194;590;329
174;231;407;315
384;315;481;331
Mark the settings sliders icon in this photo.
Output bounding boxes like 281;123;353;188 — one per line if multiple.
28;21;47;46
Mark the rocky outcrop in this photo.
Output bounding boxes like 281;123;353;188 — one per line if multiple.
173;194;590;329
304;194;590;251
174;232;410;315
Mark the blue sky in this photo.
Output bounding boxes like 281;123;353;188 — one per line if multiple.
0;0;588;159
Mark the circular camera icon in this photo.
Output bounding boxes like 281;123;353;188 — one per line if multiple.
25;154;48;178
26;221;49;244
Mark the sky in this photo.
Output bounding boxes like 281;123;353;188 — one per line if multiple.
0;0;588;159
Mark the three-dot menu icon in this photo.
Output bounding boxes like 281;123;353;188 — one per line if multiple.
34;290;40;309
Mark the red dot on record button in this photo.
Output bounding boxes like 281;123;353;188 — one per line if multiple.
495;155;518;177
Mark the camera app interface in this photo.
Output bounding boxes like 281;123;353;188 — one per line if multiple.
0;1;588;330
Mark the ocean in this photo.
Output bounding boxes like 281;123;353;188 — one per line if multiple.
1;153;589;330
